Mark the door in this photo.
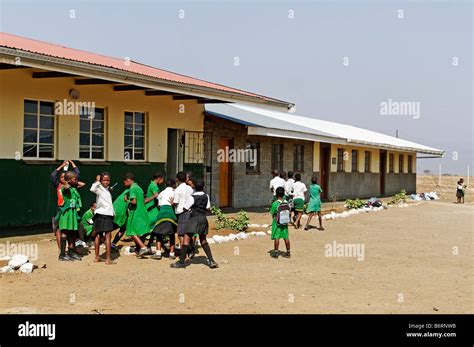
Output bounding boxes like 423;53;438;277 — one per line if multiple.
380;150;386;195
167;129;184;179
320;143;331;200
218;137;233;207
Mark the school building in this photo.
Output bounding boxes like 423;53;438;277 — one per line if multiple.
0;32;443;227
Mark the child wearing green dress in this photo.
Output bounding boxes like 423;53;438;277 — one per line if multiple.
305;176;324;231
80;202;96;242
144;172;164;233
110;188;130;250
57;171;83;261
292;173;307;229
122;172;149;257
269;187;291;259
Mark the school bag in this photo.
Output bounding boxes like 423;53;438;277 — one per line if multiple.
276;201;291;226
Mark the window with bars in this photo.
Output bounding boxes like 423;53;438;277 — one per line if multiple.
389;153;394;173
399;154;404;173
351;150;358;172
293;144;304;172
364;151;371;173
80;108;105;160
246;142;260;174
337;148;345;172
271;144;284;172
408;155;413;173
124;111;146;161
23;99;55;159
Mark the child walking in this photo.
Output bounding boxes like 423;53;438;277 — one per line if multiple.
174;171;194;250
456;178;466;204
123;173;149;257
171;179;218;269
110;188;130;251
90;172;115;264
145;172;164;232
292;173;307;229
150;178;177;260
305;176;324;231
56;171;83;261
270;187;291;258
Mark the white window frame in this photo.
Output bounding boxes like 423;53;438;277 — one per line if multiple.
23;98;56;160
79;106;107;161
124;111;147;162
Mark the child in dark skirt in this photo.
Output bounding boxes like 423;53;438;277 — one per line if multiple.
90;172;115;264
171;179;218;269
150;178;177;260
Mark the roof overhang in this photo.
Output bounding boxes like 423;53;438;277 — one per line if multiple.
205;104;445;156
0;47;293;110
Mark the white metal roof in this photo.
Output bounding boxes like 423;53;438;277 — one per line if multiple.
205;103;444;156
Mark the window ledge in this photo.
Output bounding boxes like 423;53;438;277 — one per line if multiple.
124;161;151;166
246;171;262;175
23;159;58;165
78;161;111;166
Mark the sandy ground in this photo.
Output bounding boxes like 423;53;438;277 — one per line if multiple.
0;196;472;314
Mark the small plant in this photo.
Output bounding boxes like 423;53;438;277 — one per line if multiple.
345;198;365;209
389;189;407;205
210;206;249;231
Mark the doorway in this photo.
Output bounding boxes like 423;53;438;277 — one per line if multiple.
320;143;331;200
167;128;184;179
380;150;386;196
218;137;233;207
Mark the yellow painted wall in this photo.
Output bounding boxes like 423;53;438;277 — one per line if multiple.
330;144;380;173
312;141;320;172
0;69;204;162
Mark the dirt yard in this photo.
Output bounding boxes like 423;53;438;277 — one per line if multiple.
0;189;472;313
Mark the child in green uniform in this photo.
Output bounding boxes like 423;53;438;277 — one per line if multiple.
111;188;130;250
269;187;291;259
144;172;164;233
57;171;83;261
304;176;324;231
80;202;96;242
123;172;149;257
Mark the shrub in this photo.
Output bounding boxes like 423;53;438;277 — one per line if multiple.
345;198;365;209
210;206;249;232
389;189;407;204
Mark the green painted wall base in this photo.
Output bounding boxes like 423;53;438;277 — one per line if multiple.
0;159;166;228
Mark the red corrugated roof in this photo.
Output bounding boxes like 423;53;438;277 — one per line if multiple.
0;32;287;104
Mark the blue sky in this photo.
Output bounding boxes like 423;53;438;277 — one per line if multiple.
0;0;472;175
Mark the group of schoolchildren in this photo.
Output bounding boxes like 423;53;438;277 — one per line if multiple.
268;170;324;259
50;160;218;269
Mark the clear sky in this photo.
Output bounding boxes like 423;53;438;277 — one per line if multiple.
0;0;472;175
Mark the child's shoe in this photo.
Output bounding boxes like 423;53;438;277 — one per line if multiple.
170;261;186;269
67;251;82;261
151;252;162;260
169;252;176;260
208;260;219;269
137;247;148;257
270;250;279;258
58;254;74;261
282;251;291;258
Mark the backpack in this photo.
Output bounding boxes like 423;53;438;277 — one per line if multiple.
276;201;291;226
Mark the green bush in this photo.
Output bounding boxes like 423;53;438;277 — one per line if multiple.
210;206;249;232
345;198;365;209
389;189;407;204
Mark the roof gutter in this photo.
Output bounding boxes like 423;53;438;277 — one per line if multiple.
0;47;294;110
346;139;444;156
